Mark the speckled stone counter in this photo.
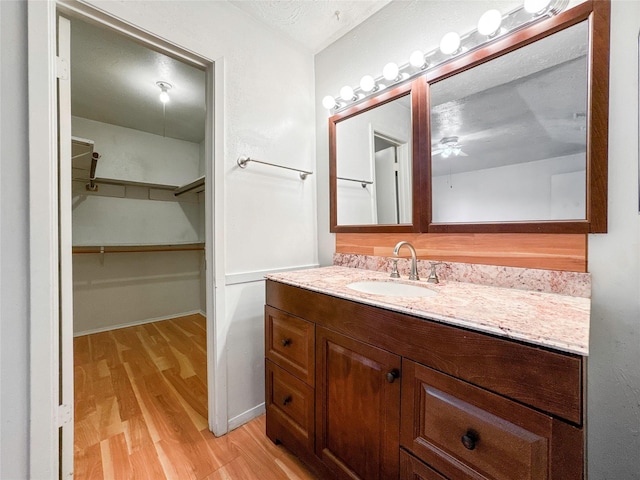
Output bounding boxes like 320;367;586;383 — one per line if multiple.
266;265;590;356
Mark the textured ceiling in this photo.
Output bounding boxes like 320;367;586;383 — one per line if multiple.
229;0;392;53
430;20;589;177
70;18;206;144
69;1;390;143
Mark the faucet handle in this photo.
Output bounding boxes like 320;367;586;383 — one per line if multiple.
427;262;444;284
389;258;400;278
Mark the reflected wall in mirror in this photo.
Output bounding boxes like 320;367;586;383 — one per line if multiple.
430;20;588;224
336;95;412;225
331;80;423;232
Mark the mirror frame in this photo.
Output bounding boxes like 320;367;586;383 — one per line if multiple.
329;78;426;233
423;0;610;234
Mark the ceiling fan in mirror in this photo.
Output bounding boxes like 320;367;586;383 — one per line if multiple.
432;136;468;158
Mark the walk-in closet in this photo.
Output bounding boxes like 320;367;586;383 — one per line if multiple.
68;17;211;477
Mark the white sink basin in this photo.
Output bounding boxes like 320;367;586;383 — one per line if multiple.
347;280;437;298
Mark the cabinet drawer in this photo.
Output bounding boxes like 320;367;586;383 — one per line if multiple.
265;360;314;453
401;360;552;480
265;306;314;386
400;450;448;480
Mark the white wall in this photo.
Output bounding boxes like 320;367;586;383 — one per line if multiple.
71;117;206;334
0;1;316;471
0;1;29;478
73;250;204;335
71;117;203;245
81;0;317;427
72;116;201;185
336;98;411;225
432;154;585;222
316;0;640;478
587;1;640;478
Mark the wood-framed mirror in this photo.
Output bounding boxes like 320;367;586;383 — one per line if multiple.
329;78;426;233
423;0;610;233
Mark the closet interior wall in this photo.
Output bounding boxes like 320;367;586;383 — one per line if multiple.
72;116;206;336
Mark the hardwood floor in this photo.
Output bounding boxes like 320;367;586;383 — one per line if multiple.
74;314;321;479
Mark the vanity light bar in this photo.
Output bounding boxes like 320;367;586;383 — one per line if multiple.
324;0;569;113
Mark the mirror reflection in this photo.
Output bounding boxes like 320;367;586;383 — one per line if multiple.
336;94;412;225
430;21;588;224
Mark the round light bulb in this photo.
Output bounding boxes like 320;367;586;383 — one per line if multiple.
322;95;336;110
340;85;355;101
477;9;502;36
382;62;399;81
439;32;461;55
409;50;426;69
159;90;170;103
360;75;376;93
524;0;552;14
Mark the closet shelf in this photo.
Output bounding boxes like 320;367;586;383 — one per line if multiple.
92;177;180;190
72;136;101;191
174;176;205;196
72;243;205;254
81;176;206;196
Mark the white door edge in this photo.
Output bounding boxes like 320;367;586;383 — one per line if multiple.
57;14;74;479
27;2;61;477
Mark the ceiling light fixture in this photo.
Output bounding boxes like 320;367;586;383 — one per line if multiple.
340;85;357;102
439;32;461;55
156;81;172;104
323;95;337;110
409;50;427;69
524;0;552;15
360;75;378;93
477;9;503;37
321;1;565;113
433;136;466;158
382;62;400;82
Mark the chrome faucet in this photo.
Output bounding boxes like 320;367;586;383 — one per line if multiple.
393;241;419;281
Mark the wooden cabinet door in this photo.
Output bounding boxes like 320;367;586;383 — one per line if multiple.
315;326;401;480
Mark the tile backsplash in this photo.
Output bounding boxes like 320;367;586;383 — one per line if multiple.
333;253;591;298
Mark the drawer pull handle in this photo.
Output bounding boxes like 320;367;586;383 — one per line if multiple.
385;369;400;383
461;430;479;450
281;338;292;347
282;395;292;406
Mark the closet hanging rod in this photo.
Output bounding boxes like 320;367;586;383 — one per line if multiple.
337;176;373;188
237;156;313;180
72;243;205;254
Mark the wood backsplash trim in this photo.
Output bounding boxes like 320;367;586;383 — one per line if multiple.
335;233;587;273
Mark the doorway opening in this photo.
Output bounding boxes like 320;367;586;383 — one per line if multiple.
61;12;216;478
372;131;411;224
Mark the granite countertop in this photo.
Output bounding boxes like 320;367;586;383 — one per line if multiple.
266;266;590;356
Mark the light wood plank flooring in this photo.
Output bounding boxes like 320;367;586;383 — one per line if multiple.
74;314;320;479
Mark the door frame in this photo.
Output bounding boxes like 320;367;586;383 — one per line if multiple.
27;1;227;477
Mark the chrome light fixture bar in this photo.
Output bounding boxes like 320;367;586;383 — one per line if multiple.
324;0;568;113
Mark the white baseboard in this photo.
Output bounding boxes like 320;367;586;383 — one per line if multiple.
227;402;266;431
73;309;205;337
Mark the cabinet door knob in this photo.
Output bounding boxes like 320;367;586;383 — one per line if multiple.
281;338;292;347
385;369;400;383
282;395;292;406
461;430;479;450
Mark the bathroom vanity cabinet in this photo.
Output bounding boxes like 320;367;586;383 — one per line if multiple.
264;279;585;479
